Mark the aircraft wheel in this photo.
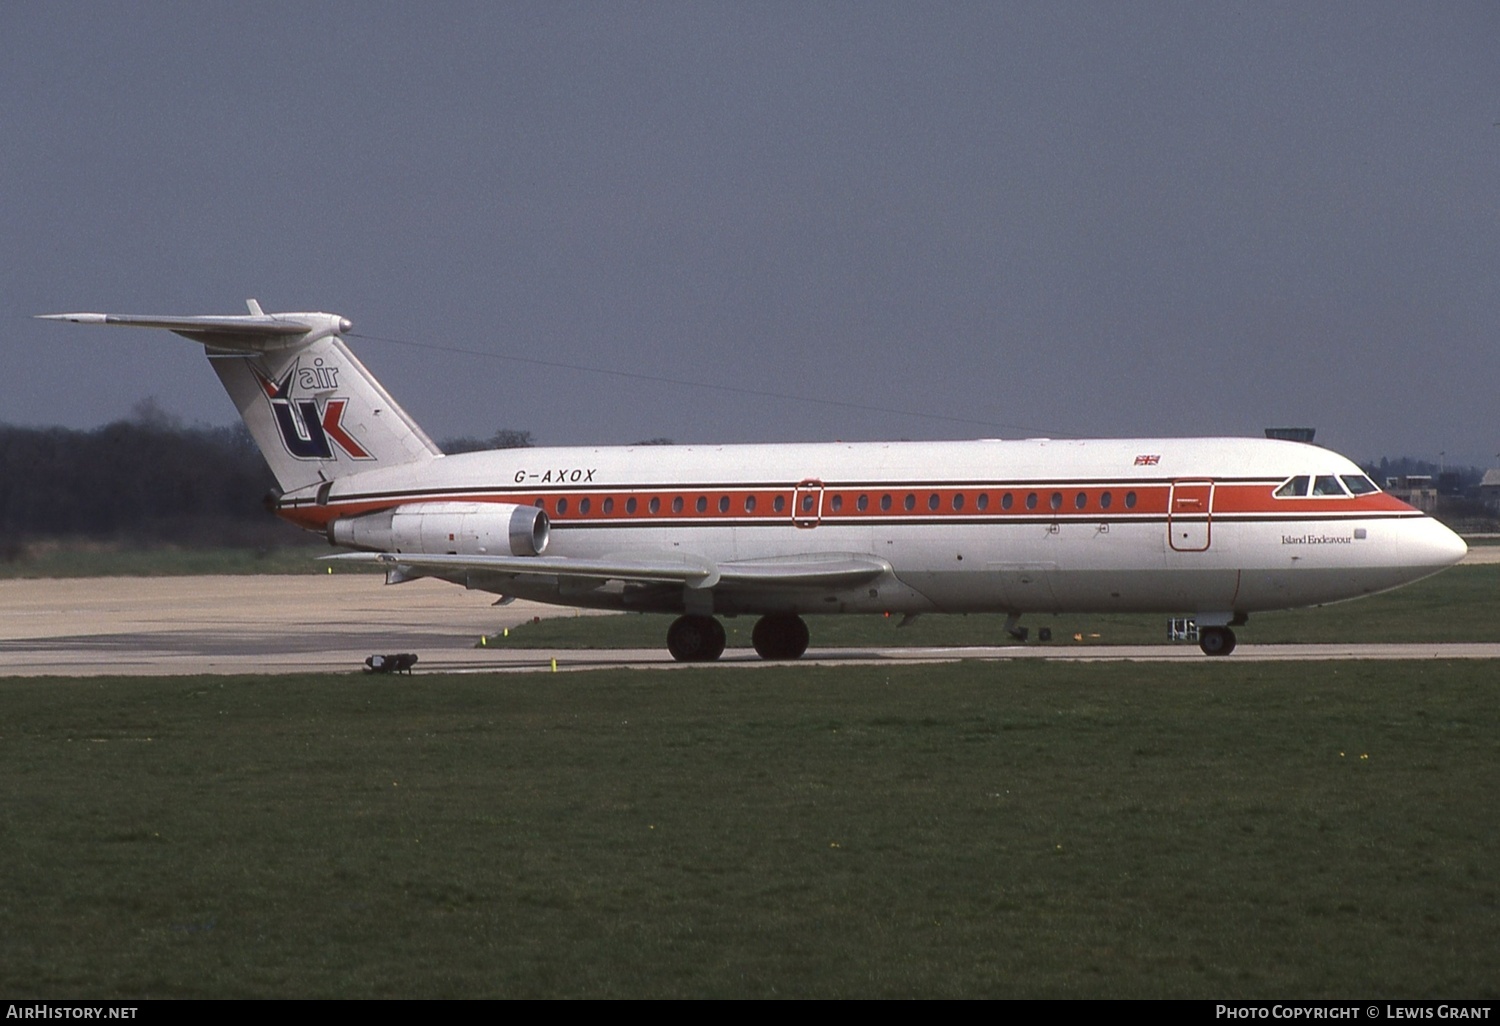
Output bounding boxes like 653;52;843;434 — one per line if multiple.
1199;626;1237;656
667;615;726;662
751;614;810;660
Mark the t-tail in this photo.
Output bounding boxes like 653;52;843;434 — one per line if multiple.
38;301;441;500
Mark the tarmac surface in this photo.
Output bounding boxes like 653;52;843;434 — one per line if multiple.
1;565;1496;676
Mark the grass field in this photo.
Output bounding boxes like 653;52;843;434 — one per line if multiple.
487;563;1500;649
2;661;1496;998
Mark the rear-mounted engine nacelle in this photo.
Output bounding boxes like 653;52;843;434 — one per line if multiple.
329;501;549;556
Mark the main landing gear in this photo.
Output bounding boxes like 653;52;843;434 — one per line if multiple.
665;614;811;663
1198;626;1237;656
751;614;810;661
665;615;726;662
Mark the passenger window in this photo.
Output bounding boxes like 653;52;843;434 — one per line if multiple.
773;495;785;513
556;497;568;514
672;496;684;513
1100;491;1112;510
1002;493;1013;510
1074;492;1087;510
649;497;660;514
1341;475;1379;495
603;497;614;514
1049;492;1062;511
830;494;843;512
976;493;989;511
953;493;965;511
1275;476;1309;498
881;494;892;511
928;493;940;511
579;497;591;515
1124;491;1137;509
857;494;869;512
1025;493;1038;510
1312;475;1347;497
625;497;637;514
718;496;729;513
745;495;757;513
696;496;707;513
801;493;816;513
904;494;916;511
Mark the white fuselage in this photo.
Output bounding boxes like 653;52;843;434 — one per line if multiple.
286;435;1466;622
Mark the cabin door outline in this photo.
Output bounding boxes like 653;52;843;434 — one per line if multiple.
1168;479;1215;552
793;479;825;529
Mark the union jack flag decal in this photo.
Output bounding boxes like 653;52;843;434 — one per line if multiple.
1134;454;1161;466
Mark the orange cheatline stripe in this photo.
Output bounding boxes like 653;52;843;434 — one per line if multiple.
278;480;1414;531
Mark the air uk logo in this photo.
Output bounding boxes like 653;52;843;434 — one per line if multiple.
252;360;372;461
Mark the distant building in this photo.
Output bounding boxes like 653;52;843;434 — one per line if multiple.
1385;475;1439;514
1264;427;1316;443
1480;470;1500;514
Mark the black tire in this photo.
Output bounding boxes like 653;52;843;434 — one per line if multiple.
667;615;726;662
1199;626;1237;656
751;614;810;660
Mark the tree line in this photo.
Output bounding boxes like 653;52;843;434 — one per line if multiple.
0;411;548;550
1;417;278;548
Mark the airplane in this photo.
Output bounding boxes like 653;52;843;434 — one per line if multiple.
40;302;1468;660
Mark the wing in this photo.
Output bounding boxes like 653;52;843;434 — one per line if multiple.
328;550;891;591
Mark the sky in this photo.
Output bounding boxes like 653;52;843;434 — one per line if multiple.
4;2;1498;467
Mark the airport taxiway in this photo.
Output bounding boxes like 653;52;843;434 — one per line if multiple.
0;572;1496;676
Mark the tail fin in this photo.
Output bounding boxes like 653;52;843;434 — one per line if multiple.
38;301;441;495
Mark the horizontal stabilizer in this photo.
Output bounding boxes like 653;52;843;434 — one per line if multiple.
37;302;350;353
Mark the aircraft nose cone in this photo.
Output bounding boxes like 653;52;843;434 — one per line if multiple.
1411;517;1467;569
1437;522;1468;566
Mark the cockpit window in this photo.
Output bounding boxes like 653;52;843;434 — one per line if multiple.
1276;474;1371;499
1274;476;1309;498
